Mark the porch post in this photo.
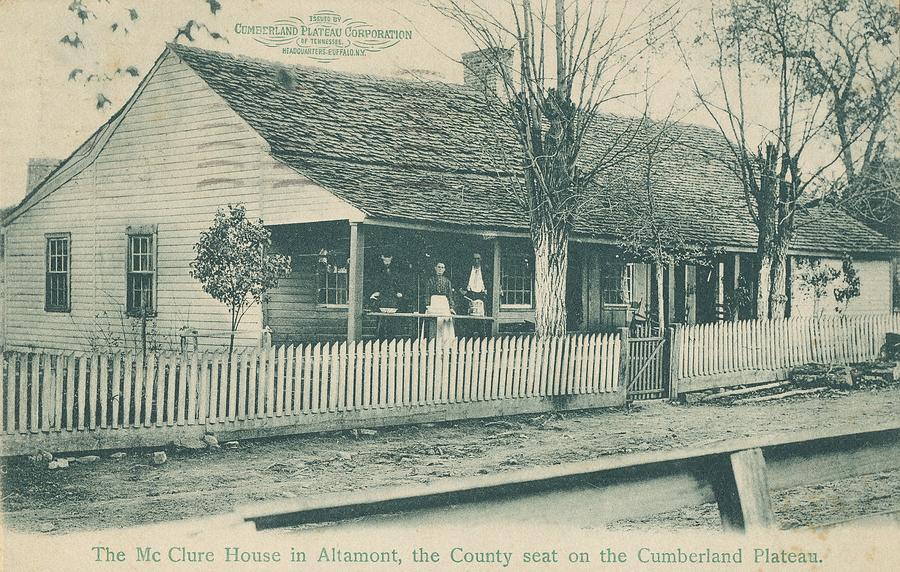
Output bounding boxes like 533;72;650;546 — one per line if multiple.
666;264;676;325
491;239;502;336
347;222;366;342
685;265;697;324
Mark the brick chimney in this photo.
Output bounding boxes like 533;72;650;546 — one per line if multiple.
461;47;514;96
27;158;61;194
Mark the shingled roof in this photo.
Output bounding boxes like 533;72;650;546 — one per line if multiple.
169;44;898;255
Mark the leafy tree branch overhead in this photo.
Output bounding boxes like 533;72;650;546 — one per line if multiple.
59;0;228;110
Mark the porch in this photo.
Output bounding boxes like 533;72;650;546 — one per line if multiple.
263;220;750;345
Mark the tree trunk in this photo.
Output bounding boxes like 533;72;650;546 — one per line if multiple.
533;223;568;338
655;263;666;331
769;240;789;319
756;253;772;320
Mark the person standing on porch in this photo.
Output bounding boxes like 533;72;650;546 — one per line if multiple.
459;252;490;336
460;252;488;312
369;250;406;311
423;261;456;345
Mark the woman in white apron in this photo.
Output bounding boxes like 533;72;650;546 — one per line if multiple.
423;262;456;345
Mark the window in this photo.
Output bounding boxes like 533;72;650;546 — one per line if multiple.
501;253;533;307
45;233;70;312
601;262;633;306
316;248;349;306
127;229;156;316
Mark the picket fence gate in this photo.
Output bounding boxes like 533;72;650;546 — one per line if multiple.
0;333;623;455
673;313;900;394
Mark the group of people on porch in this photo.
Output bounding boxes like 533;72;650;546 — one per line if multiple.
366;248;491;341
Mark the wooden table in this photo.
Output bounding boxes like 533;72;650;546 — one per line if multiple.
366;311;494;339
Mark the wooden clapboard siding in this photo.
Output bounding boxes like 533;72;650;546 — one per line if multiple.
2;49;362;353
791;258;892;317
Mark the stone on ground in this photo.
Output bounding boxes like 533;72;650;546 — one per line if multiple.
203;434;220;448
110;452;127;460
77;455;100;464
223;441;240;450
151;451;167;465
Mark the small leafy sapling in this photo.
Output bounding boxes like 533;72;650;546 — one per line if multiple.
191;204;291;358
833;256;861;314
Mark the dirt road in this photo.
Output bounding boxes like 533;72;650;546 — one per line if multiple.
3;386;899;534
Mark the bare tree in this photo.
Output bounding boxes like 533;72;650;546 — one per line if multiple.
680;0;884;319
437;0;678;336
613;117;724;330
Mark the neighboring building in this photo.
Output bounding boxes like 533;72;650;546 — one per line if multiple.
1;44;897;352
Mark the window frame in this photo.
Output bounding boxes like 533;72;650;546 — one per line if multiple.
500;252;535;309
601;261;634;307
126;225;158;318
315;248;350;308
44;232;71;313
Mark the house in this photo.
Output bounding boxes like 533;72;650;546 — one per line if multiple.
1;43;897;352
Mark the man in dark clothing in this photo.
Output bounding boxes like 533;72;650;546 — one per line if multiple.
369;251;406;311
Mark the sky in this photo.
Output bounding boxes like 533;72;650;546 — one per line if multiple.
0;0;847;208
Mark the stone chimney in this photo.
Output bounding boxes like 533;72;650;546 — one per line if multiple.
461;47;514;96
27;158;61;194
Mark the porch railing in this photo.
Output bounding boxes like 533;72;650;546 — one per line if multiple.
0;333;623;455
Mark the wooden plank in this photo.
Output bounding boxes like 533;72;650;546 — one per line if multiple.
165;353;177;426
0;353;6;434
229;351;241;421
187;352;198;425
39;353;51;432
154;354;167;427
279;345;290;416
300;344;312;413
7;353;17;433
375;340;386;407
402;339;413;406
97;354;108;430
270;346;281;416
425;338;437;404
348;342;360;410
446;339;458;404
308;343;321;413
196;353;209;423
473;338;485;402
175;353;187;425
135;355;146;428
76;354;87;431
482;338;495;402
286;344;296;414
208;353;220;424
110;354;121;429
713;448;776;531
29;353;40;433
406;340;417;407
384;340;396;407
54;354;65;432
236;350;249;421
265;346;277;417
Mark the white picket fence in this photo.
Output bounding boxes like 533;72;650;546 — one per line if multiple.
674;313;900;393
0;333;623;455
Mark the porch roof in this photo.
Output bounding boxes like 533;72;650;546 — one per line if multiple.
170;44;899;256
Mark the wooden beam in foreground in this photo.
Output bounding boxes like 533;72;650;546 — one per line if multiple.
239;424;900;533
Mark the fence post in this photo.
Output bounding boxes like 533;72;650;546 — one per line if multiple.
711;448;777;532
618;327;630;397
666;325;680;401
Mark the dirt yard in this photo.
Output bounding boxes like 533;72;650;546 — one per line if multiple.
2;386;899;534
